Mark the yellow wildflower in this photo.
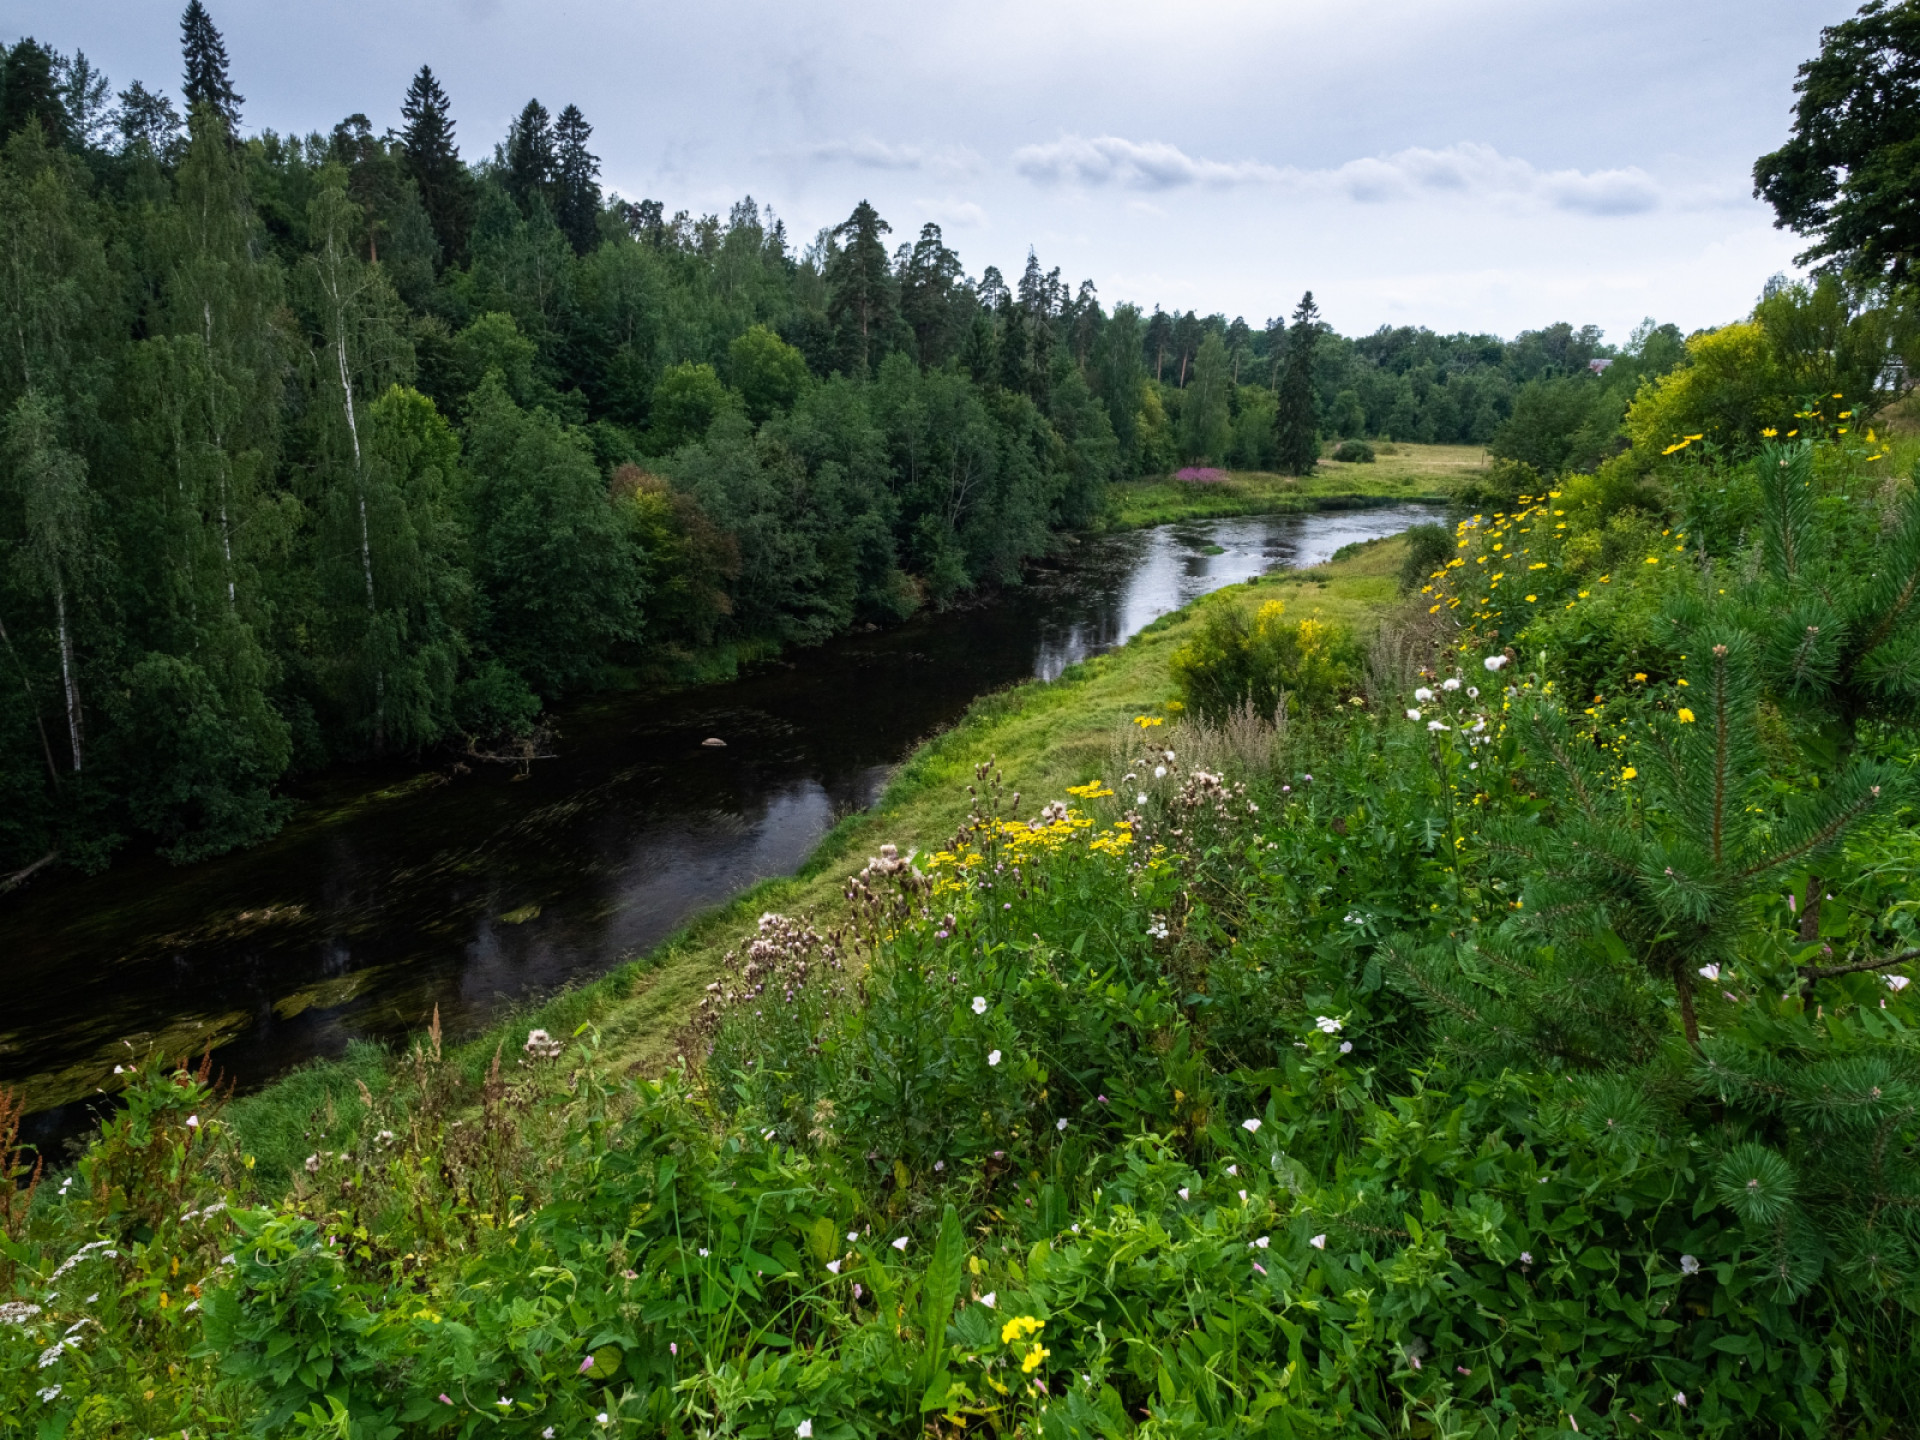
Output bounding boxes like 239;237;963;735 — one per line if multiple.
1677;708;1696;723
1022;1345;1051;1374
1633;672;1647;681
1622;767;1637;780
1002;1315;1044;1345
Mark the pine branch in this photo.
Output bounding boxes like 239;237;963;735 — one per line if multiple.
1742;781;1883;881
1801;945;1920;983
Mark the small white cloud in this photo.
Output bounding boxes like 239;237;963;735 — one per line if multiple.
798;138;982;176
1015;134;1281;190
916;197;989;228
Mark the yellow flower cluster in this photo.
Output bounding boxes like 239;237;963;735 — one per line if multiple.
1001;1315;1044;1345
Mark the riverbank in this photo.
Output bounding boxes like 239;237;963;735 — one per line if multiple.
1102;441;1484;529
223;531;1416;1177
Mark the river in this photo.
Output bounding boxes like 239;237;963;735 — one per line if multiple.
2;505;1434;1143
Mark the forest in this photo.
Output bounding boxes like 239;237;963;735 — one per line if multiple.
0;7;1697;881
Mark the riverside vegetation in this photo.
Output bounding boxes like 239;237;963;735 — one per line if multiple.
5;410;1920;1436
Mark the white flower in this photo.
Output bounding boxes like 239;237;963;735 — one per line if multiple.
1177;1187;1189;1200
1519;1250;1533;1263
1673;1392;1687;1408
972;996;988;1014
597;1415;610;1425
1314;1016;1342;1034
0;1302;41;1325
980;1291;995;1307
304;1153;320;1174
797;1421;814;1438
36;1385;60;1404
1405;708;1421;721
848;1231;859;1242
1056;1117;1069;1132
1242;1118;1262;1133
1427;720;1449;732
1164;749;1176;762
545;1430;556;1439
987;1049;1002;1067
1888;975;1911;992
1442;677;1461;691
1226;1164;1238;1176
1467;686;1479;698
186;1114;199;1128
891;1236;909;1252
1339;1040;1353;1055
1484;655;1509;672
1154;765;1167;779
498;1397;514;1409
826;1260;841;1274
698;1248;710;1257
1253;1235;1270;1249
1309;1234;1327;1250
37;1343;64;1368
1414;687;1434;702
1136;792;1149;805
113;1065;123;1075
1238;1189;1248;1201
1697;964;1720;982
1679;1254;1700;1275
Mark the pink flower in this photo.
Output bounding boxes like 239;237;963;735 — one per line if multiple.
579;1357;595;1373
439;1395;453;1406
1252;1261;1267;1275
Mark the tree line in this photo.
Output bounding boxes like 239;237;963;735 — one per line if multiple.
0;5;1672;879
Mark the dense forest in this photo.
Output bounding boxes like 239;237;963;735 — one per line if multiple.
0;7;1687;880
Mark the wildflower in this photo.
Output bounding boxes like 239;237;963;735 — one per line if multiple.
1677;708;1696;723
1679;1254;1700;1275
622;1269;637;1280
1315;1016;1342;1033
598;1415;610;1425
1252;1261;1267;1275
1520;1251;1533;1264
1442;677;1461;691
892;1236;909;1252
1466;685;1479;699
523;1028;562;1059
848;1231;859;1242
1239;1189;1248;1201
1484;655;1508;672
186;1114;200;1128
1621;766;1637;780
546;1431;557;1440
440;1395;453;1405
1242;1118;1262;1133
1056;1117;1069;1132
0;1303;41;1325
1405;708;1421;721
1427;720;1449;732
499;1396;514;1409
1414;686;1434;702
1309;1234;1327;1249
1340;1040;1353;1054
827;1260;841;1274
1226;1163;1238;1175
1097;1094;1108;1104
1674;1393;1687;1408
853;1283;863;1299
1022;1345;1051;1373
1888;975;1911;992
35;1386;59;1404
988;1049;1002;1067
1153;765;1167;779
1136;792;1149;805
671;1342;678;1355
580;1356;596;1373
1002;1315;1045;1344
1178;1186;1190;1200
970;995;987;1015
980;1291;996;1307
304;1153;320;1174
1253;1235;1270;1249
934;1160;945;1171
698;1248;709;1257
797;1422;814;1438
113;1065;123;1075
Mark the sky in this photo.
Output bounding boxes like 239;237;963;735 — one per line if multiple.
8;0;1858;345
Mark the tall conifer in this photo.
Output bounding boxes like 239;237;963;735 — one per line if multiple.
826;200;895;375
179;1;241;134
551;103;600;256
502;99;554;214
399;66;472;267
1272;291;1321;475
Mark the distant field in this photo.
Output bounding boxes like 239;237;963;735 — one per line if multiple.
1104;442;1488;529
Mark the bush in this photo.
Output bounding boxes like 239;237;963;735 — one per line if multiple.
1169;597;1362;720
1396;521;1453;593
1330;439;1375;463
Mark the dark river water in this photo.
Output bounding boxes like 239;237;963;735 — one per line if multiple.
3;506;1434;1142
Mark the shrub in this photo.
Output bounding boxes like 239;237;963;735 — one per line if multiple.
1396;521;1453;593
1330;439;1375;463
1170;598;1362;720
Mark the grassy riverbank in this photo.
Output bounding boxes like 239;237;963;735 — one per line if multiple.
225;532;1415;1170
1103;442;1485;529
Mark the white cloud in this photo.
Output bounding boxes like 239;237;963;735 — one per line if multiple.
915;197;989;228
797;138;982;175
1014;135;1668;216
1013;135;1281;190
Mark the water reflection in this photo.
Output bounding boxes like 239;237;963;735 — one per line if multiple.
3;505;1434;1137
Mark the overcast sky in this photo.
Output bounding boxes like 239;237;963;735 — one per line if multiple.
9;0;1855;344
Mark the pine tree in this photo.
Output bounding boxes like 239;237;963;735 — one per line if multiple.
399;65;472;267
1272;291;1321;475
901;222;961;367
1144;307;1172;383
551;103;600;256
0;40;72;146
179;0;241;134
825;200;895;375
502;99;554;214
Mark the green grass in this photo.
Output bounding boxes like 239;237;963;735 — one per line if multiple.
1105;442;1489;529
224;534;1415;1168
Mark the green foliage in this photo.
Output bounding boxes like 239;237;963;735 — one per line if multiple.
727;324;809;423
648;361;730;453
1396;521;1452;593
1329;438;1374;463
1272;292;1322;476
1170;596;1362;719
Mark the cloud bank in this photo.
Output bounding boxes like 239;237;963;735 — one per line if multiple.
1013;136;1665;215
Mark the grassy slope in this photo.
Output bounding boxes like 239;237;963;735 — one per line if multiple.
1105;442;1487;529
225;535;1413;1166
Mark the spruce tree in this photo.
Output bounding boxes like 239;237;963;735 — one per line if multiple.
825;199;895;375
399;65;472;267
502;99;554;214
0;40;71;146
1272;291;1321;475
551;103;600;256
179;0;241;134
